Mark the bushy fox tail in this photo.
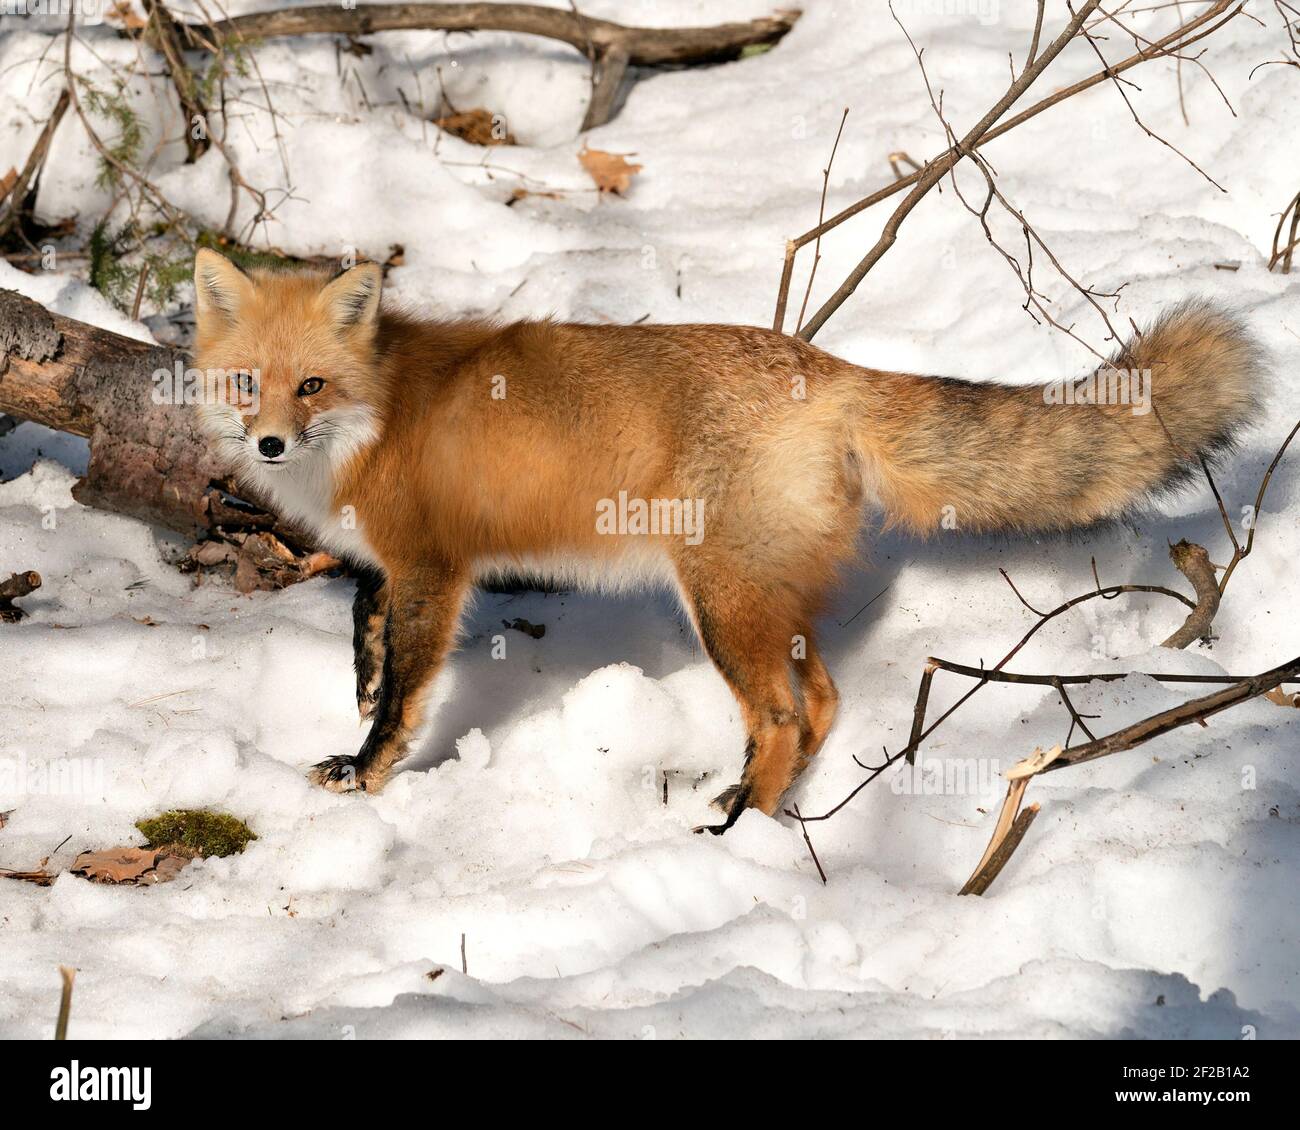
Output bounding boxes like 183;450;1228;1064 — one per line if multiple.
859;301;1262;535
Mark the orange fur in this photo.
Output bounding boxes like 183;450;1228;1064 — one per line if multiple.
193;249;1260;825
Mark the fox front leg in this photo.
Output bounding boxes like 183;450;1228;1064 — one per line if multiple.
311;564;468;793
352;568;388;720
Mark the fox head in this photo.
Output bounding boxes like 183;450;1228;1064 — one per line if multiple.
191;248;386;478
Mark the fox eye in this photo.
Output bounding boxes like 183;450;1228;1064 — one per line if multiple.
298;377;325;397
233;371;256;394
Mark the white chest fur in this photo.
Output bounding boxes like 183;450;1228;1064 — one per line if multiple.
247;459;382;571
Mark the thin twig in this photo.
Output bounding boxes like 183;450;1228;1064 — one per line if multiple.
773;1;1243;339
791;803;827;884
794;108;849;335
55;966;75;1040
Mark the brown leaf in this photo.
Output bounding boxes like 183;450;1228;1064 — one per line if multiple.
434;108;514;147
509;187;562;204
106;0;146;30
1265;687;1300;708
190;540;237;567
234;532;302;593
149;852;192;884
191;531;336;593
71;846;192;885
72;847;160;883
1;868;55;886
579;146;642;195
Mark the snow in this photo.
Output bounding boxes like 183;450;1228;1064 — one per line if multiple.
1;1;1298;1038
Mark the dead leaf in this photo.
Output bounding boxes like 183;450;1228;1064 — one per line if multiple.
106;0;146;30
1;868;55;886
190;540;237;567
71;846;192;885
150;853;191;883
508;186;562;205
72;848;160;884
1266;686;1300;708
234;532;303;593
435;108;514;147
579;145;642;195
188;531;339;592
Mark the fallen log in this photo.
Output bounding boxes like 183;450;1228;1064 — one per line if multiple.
0;287;296;545
203;2;799;66
178;2;801;130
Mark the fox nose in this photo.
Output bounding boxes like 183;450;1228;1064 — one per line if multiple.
258;436;285;459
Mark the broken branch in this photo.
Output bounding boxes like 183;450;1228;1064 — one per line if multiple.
198;3;800;68
0;89;71;243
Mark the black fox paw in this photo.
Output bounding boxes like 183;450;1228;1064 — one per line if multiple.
693;783;749;835
308;755;366;793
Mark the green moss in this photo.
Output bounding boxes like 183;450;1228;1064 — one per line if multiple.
135;810;256;858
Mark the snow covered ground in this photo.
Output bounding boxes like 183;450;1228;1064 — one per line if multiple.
1;1;1298;1039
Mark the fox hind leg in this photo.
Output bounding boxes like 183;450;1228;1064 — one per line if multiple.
793;625;839;768
677;571;822;833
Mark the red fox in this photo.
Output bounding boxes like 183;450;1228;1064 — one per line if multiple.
192;248;1258;831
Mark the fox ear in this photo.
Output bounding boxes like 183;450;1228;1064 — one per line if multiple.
193;248;253;328
319;262;382;332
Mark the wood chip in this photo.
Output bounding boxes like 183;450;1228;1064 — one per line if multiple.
1005;744;1064;781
